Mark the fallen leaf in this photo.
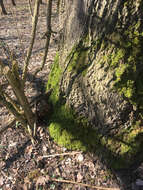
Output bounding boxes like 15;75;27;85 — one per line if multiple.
77;154;84;162
77;172;83;182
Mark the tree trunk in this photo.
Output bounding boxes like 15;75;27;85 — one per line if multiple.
47;0;143;169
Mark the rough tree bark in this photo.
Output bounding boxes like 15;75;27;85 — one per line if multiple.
47;0;143;169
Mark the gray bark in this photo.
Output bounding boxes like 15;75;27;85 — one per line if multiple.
48;0;143;168
58;0;143;133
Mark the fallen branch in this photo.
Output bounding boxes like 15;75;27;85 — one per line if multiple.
35;175;120;190
40;151;81;158
50;178;120;190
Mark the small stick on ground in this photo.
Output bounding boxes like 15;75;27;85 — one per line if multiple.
40;151;82;158
48;176;120;190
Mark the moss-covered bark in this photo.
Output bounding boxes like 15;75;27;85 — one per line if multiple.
46;0;143;169
47;51;143;169
46;53;98;152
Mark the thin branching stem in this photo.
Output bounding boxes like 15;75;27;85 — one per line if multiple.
0;90;27;128
28;0;33;17
3;91;21;113
22;0;41;84
34;0;52;75
1;60;35;133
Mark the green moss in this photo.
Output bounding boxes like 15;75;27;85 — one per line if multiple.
48;102;100;151
68;49;88;74
46;24;143;169
99;120;143;169
46;53;99;151
120;144;131;155
47;91;143;169
46;53;62;105
109;49;125;68
66;38;91;76
49;122;86;151
101;21;143;108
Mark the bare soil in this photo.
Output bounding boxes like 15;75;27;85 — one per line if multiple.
0;0;142;190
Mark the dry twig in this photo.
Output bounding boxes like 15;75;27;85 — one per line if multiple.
50;178;120;190
40;151;82;158
36;175;120;190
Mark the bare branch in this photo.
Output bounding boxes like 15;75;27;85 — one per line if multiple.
3;91;21;113
1;61;35;132
51;178;120;190
39;151;82;158
39;176;120;190
0;89;27;128
22;0;41;84
34;0;52;75
28;0;33;17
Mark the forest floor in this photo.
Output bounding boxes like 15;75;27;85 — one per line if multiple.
0;0;142;189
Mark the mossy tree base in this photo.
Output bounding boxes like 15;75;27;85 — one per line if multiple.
46;51;143;169
45;0;143;170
